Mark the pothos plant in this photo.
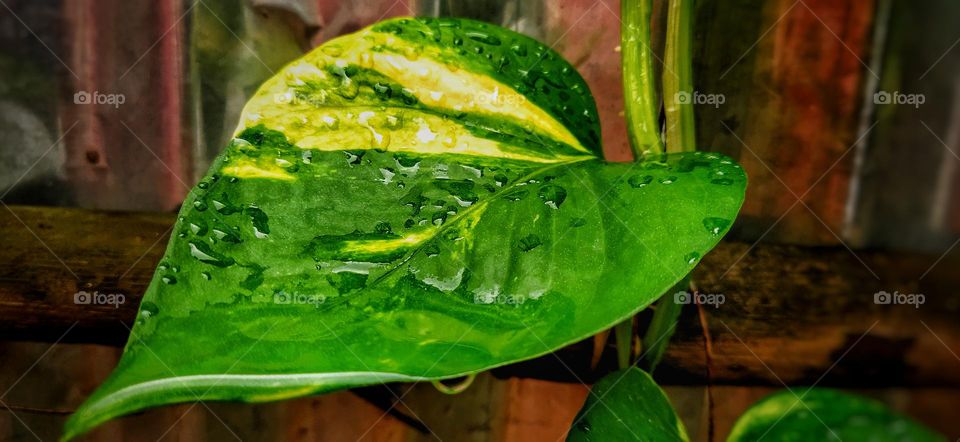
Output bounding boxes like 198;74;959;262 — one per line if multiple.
568;368;946;441
569;0;945;440
63;9;748;442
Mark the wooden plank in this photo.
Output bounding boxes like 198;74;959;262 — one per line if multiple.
0;205;172;345
692;0;877;245
848;0;960;250
1;205;958;387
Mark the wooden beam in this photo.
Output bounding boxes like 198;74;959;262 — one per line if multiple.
1;205;958;386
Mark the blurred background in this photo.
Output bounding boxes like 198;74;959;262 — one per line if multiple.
0;0;958;440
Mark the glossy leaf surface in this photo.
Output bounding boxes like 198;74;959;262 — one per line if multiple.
64;17;746;440
728;388;945;442
567;367;688;441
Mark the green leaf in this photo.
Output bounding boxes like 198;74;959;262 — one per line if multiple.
728;388;946;442
63;17;746;440
567;367;689;441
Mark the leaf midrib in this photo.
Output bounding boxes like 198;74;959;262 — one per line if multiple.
370;156;595;287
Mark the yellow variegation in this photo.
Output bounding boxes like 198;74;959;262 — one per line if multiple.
63;17;746;441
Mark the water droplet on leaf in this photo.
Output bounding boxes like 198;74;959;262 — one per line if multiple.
518;234;542;251
628;175;653;188
538;184;567;209
703;217;730;235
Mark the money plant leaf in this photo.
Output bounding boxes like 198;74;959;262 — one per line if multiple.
728;388;945;442
567;367;689;441
64;17;746;440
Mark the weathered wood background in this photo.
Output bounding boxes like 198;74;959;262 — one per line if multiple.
0;0;958;441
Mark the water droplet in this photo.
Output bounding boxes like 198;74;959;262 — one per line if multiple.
424;243;440;257
322;115;340;129
385;113;403;129
212;224;241;243
337;79;359;99
399;87;418;105
322;45;343;56
684;252;701;265
711;178;734;186
192;200;207;211
461;165;483;178
378;167;396;185
466;30;501;45
358;52;373;68
660;176;678;184
518;234;542;252
628;175;653;188
140;301;160;320
395;155;420;175
246;206;270;238
703;217;730;235
161;275;177;285
201;271;212;280
371;129;391;149
441;131;457;147
344;150;365;165
503;188;528;201
189;240;236;267
538;184;567;209
188;220;207;235
375;222;392;234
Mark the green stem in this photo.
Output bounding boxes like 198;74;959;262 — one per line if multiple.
614;319;634;369
641;275;690;372
622;0;664;158
663;0;695;152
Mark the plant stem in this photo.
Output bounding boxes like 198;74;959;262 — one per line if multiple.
641;274;689;372
622;0;664;158
614;318;634;369
663;0;695;152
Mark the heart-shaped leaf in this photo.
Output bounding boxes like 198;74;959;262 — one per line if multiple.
64;17;746;440
728;388;945;441
567;367;689;441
